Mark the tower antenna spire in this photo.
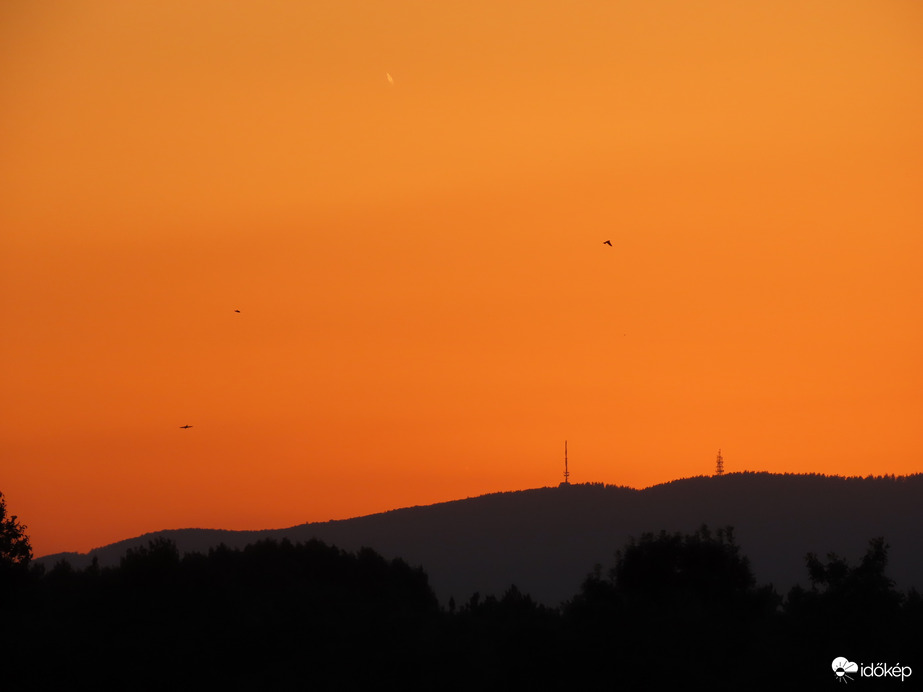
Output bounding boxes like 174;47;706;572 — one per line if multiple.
563;440;570;485
715;449;724;476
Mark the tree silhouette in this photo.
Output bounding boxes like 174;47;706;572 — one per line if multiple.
0;491;31;567
0;493;33;620
613;525;756;603
786;536;905;660
565;526;781;688
804;536;898;606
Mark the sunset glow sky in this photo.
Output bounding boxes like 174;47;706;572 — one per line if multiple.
2;1;921;557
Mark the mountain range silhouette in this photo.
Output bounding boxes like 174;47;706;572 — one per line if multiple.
37;472;923;604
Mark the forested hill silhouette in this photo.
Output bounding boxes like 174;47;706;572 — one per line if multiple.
39;472;923;604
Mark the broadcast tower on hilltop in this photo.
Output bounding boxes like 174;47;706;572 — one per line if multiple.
562;441;571;485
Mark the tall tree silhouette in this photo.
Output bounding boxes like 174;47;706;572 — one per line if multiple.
0;490;33;609
0;491;31;567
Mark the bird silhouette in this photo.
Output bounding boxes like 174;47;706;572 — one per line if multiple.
234;309;241;313
180;424;193;429
603;240;612;246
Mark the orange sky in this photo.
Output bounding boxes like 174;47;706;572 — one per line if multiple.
2;1;921;557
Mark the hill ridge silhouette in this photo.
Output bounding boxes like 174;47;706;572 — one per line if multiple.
36;471;923;604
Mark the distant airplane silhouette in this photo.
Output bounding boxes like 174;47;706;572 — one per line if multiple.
603;240;612;246
180;424;193;429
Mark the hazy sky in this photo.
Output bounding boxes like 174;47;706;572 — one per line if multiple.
2;1;921;556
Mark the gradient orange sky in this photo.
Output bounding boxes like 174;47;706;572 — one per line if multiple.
2;1;921;557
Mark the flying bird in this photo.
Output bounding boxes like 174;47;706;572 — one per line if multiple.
179;424;193;429
603;240;612;246
234;309;241;313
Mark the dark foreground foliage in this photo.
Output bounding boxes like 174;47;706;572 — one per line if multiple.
4;538;442;689
2;530;920;690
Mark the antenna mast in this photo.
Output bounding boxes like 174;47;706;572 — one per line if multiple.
563;440;570;485
715;449;724;476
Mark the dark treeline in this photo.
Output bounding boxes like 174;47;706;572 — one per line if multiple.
2;528;921;690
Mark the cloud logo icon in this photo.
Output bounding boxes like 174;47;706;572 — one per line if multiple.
832;657;859;682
